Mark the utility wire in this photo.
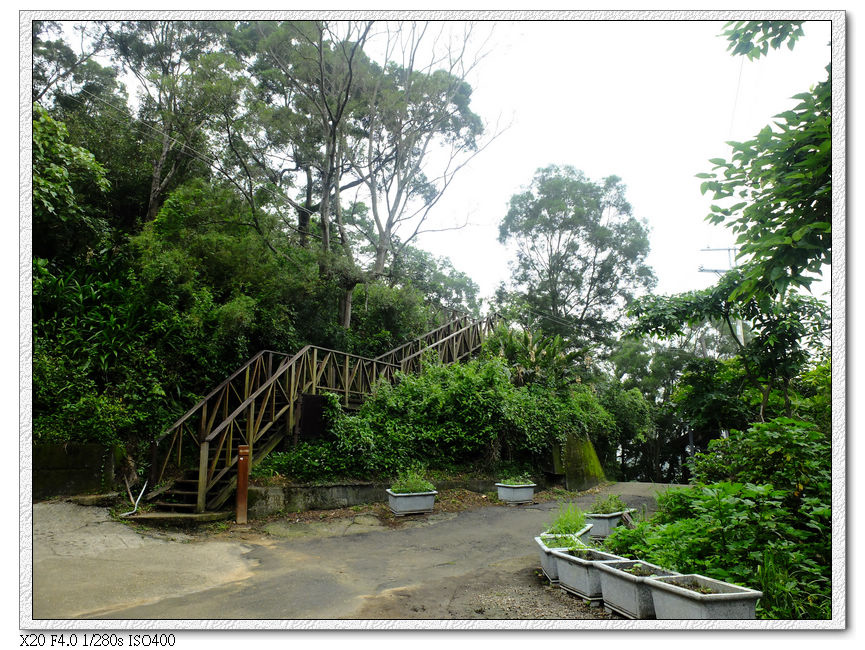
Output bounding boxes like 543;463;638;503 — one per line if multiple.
68;87;327;243
728;55;745;140
46;89;478;312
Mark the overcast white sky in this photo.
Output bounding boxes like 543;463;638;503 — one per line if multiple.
408;19;833;303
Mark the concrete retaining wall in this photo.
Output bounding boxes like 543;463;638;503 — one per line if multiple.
32;444;124;500
247;477;553;518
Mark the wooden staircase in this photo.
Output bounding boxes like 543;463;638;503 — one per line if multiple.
143;312;500;517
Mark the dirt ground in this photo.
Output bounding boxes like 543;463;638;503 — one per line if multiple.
30;482;678;622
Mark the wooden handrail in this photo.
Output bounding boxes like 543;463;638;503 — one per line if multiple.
374;316;470;364
203;345;399;444
398;313;500;370
151;312;500;512
155;350;290;443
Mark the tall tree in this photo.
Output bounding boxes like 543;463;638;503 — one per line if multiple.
347;22;489;275
498;165;656;350
105;20;226;221
628;269;829;420
697;21;830;300
32;21;109;104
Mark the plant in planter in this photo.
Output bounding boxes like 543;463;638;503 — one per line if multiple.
534;535;588;584
586;493;636;538
386;466;437;516
536;503;594;583
544;502;593;539
495;474;536;505
647;574;763;620
550;547;625;605
595;560;680;619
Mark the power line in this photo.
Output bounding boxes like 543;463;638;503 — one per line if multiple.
68;87;327;243
728;55;745;139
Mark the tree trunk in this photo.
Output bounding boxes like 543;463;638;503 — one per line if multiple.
373;243;389;276
146;131;173;221
620;443;627;479
338;288;353;329
759;379;773;422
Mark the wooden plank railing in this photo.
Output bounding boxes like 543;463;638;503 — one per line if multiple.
148;350;290;487
397;312;500;373
194;346;400;511
373;315;471;366
149;312;501;512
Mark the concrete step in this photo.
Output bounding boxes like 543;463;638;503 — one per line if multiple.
122;510;233;524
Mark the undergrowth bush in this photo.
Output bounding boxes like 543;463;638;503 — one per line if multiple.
252;357;612;482
603;417;831;619
545;503;587;534
389;463;435;493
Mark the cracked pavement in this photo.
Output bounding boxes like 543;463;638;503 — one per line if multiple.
27;482;679;623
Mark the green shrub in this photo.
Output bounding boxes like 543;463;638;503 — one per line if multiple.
589;493;628;514
689;417;830;502
546;503;587;534
253;358;614;485
390;464;435;494
603;418;831;619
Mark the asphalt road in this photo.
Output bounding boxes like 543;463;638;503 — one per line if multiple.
28;482;681;623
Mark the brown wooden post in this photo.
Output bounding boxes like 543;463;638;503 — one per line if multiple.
196;439;209;513
246;402;255;457
289;363;296;443
200;403;208;440
344;355;350;406
236;444;250;524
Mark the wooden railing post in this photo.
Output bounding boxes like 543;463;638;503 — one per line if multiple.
311;348;318;394
196;439;209;513
236;444;250;524
344;355;350;406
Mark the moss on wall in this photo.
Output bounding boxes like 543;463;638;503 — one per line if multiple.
558;434;605;491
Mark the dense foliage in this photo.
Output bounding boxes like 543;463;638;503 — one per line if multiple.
702;21;829;300
253;352;616;482
604;417;831;619
31;21;488;463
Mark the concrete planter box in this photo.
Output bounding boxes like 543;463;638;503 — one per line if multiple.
596;560;680;619
386;489;437;516
534;536;576;583
535;524;593;583
586;509;637;537
550;547;626;603
542;523;593;546
495;482;536;504
648;574;762;620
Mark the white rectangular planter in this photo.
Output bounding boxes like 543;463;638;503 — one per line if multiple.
586;509;637;537
386;489;437;516
495;482;536;504
551;547;625;602
542;523;593;545
648;574;762;620
534;536;577;583
596;560;680;619
535;524;593;583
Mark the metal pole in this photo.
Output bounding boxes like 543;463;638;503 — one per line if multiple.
236;444;250;524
